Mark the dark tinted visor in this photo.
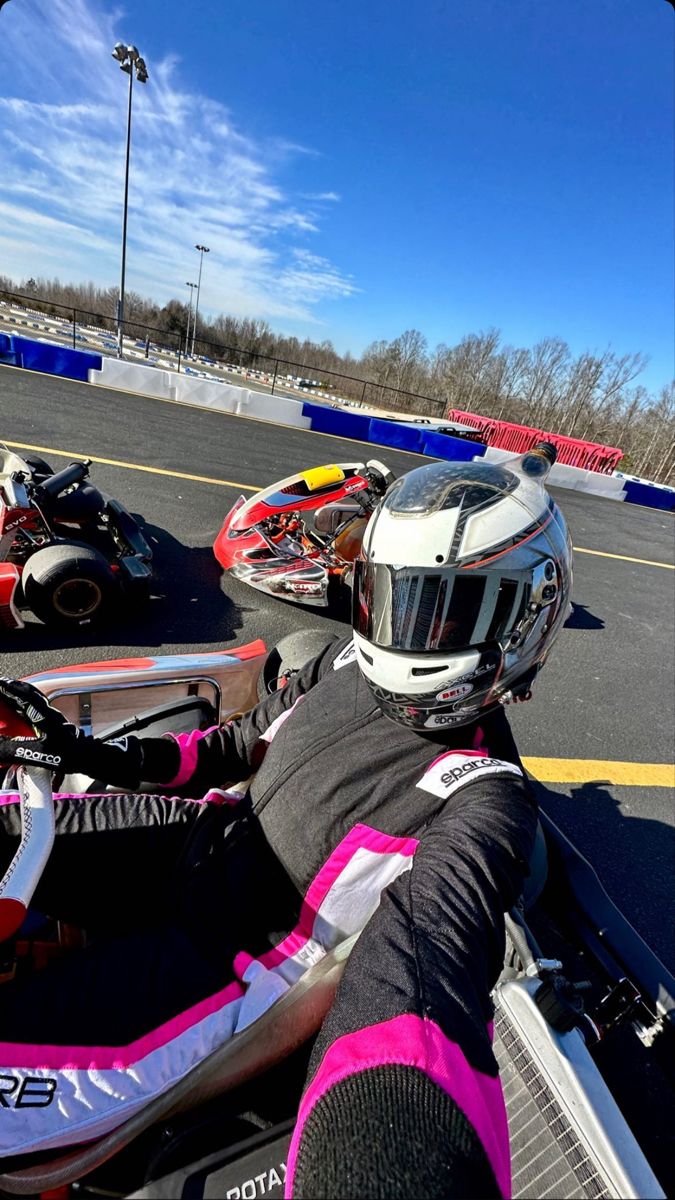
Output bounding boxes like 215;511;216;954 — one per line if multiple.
352;560;526;652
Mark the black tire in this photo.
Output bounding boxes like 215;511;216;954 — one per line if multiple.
257;629;338;699
22;543;118;626
23;454;54;481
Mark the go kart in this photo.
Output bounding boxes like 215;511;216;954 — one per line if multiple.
0;634;672;1198
0;447;153;629
214;460;395;607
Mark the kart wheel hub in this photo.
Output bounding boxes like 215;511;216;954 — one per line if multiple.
52;578;102;618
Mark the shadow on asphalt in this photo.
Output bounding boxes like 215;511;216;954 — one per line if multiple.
564;602;606;630
12;521;245;651
531;779;675;971
532;778;675;1195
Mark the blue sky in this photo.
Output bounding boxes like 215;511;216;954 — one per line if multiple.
1;0;673;388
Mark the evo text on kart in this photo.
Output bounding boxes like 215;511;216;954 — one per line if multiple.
0;649;672;1197
214;459;395;607
0;447;153;630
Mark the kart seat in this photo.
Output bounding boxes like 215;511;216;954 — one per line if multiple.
42;483;105;523
60;695;218;795
0;934;358;1195
96;695;217;742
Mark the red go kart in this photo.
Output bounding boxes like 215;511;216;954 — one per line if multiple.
214;460;394;607
0;447;153;630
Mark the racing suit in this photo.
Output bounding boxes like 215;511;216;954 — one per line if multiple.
0;636;537;1196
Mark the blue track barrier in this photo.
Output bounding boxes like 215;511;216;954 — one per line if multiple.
367;419;425;454
301;402;373;443
9;337;102;382
0;333;21;366
420;431;487;462
623;480;675;512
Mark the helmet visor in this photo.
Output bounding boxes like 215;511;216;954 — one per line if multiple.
352;560;526;653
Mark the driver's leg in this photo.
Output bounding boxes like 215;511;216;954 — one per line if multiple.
0;800;300;1045
0;790;212;934
0;919;242;1045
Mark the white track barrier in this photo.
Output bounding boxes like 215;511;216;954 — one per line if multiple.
233;389;311;428
88;357;311;429
173;375;238;412
88;358;176;401
478;447;627;501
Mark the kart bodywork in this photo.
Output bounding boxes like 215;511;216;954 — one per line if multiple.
0;640;672;1198
214;461;393;607
0;448;153;629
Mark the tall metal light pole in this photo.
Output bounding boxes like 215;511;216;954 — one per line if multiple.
185;282;197;356
191;244;210;357
112;42;149;359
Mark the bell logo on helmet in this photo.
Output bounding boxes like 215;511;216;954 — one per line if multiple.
436;683;473;702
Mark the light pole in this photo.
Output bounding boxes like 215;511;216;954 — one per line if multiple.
191;244;210;357
111;42;149;359
185;282;197;357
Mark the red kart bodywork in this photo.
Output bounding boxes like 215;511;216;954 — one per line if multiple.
214;463;385;607
0;475;43;629
0;563;24;630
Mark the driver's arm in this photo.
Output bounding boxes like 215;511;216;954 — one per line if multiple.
153;636;340;793
286;768;537;1199
0;640;341;792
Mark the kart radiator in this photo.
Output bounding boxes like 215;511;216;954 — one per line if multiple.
493;980;664;1199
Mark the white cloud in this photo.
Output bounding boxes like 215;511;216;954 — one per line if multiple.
301;191;342;202
0;0;355;324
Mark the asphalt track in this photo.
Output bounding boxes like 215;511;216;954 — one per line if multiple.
1;364;674;970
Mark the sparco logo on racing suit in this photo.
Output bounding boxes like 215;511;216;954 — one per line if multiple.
417;752;522;799
14;746;62;766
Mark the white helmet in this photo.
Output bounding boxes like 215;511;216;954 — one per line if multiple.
351;444;572;730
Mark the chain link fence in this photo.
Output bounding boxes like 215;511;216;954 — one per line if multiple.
0;289;446;420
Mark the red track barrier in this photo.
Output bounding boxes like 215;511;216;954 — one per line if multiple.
447;411;622;473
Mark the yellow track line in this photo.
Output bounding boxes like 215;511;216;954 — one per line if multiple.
2;440;258;493
3;440;674;570
574;546;674;570
523;757;675;787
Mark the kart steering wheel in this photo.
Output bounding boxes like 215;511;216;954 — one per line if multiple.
0;700;55;942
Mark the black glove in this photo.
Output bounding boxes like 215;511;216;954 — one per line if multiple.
0;679;178;788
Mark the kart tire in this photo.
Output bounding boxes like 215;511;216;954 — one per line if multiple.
21;543;117;626
258;630;338;698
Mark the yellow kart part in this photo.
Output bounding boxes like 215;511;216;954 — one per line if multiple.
300;464;345;491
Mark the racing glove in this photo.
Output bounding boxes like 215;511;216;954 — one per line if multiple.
0;679;179;788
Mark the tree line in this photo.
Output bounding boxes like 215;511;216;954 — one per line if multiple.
2;273;673;483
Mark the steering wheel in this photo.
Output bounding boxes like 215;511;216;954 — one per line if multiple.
0;700;55;942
